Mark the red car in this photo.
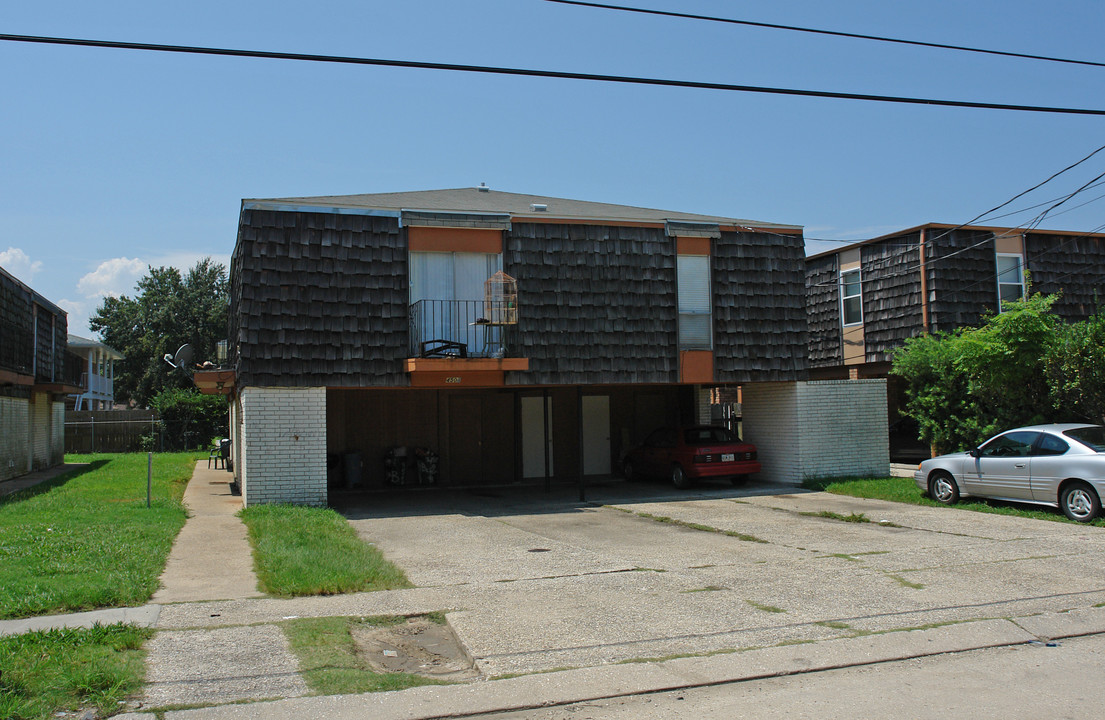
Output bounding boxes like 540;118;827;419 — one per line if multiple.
623;426;761;489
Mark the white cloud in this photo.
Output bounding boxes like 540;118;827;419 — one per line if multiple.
77;257;146;299
0;247;43;284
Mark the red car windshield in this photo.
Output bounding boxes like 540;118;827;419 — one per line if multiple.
683;427;736;445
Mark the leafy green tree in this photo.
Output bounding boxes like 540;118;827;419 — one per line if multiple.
150;388;228;450
892;331;990;454
90;258;228;406
956;292;1060;431
1045;309;1105;424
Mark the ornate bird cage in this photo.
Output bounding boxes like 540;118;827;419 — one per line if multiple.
484;271;518;324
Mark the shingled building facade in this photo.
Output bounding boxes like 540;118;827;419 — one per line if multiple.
1;265;83;481
806;223;1105;458
224;188;871;506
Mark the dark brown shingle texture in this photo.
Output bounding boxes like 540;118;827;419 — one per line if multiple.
504;223;678;385
1027;232;1105;321
713;231;808;382
231;209;408;388
861;235;924;363
805;253;842;367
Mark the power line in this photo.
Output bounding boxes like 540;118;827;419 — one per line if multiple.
541;0;1105;70
4;33;1105;116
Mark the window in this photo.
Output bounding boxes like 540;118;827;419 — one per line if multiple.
996;253;1025;312
840;269;862;325
678;254;712;349
409;251;502;354
1034;433;1069;457
979;431;1039;458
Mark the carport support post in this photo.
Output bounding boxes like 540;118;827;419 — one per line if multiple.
543;389;551;493
577;388;585;502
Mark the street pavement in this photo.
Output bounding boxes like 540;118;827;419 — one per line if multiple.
6;463;1105;718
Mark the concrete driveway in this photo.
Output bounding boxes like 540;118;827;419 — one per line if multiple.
335;479;1105;677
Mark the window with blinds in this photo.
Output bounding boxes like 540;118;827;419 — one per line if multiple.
678;254;712;349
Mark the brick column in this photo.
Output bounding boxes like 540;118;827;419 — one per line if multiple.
240;386;327;506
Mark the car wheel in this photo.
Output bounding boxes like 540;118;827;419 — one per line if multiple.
730;474;750;486
671;465;692;489
1060;482;1100;523
929;471;960;505
623;459;636;482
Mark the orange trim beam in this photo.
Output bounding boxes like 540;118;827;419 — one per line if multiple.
408;226;503;253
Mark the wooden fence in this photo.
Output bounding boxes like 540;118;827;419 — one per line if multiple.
65;410;163;454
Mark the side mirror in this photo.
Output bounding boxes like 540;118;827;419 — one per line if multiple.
968;448;980;458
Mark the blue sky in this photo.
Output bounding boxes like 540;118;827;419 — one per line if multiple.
3;0;1104;336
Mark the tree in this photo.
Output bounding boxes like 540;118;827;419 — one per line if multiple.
150;387;228;450
955;292;1060;432
90;258;228;407
1046;309;1105;424
892;331;989;454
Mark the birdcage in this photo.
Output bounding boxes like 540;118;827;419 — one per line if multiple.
484;271;517;324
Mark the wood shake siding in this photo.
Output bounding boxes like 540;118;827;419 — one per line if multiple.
860;236;923;363
1026;232;1105;321
231;209;408;388
712;231;808;382
504;223;678;385
805;253;841;367
927;229;996;332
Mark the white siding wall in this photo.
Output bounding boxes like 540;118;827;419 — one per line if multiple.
240;387;327;506
0;396;31;481
742;380;888;483
31;392;51;471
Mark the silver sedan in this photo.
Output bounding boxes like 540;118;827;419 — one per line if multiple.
914;424;1105;522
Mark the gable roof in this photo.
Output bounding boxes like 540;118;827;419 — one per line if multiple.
243;187;801;231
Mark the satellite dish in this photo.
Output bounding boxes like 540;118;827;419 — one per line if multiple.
174;344;195;368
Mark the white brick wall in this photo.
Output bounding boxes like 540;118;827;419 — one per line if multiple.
240;386;327;506
742;383;801;482
0;395;31;481
742;380;889;484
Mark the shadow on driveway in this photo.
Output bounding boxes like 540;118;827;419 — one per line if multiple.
332;476;813;520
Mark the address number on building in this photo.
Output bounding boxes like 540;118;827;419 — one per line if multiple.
445;376;462;384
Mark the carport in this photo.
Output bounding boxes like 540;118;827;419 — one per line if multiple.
324;384;699;491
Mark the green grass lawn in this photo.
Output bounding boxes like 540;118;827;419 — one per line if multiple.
803;475;1105;526
240;504;412;596
0;453;198;619
0;623;151;720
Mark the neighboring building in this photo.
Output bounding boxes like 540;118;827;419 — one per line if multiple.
0;266;83;481
66;334;123;410
211;187;887;506
806;224;1105;458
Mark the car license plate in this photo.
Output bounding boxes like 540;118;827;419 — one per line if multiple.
722;453;735;462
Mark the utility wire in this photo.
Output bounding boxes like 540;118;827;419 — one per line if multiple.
542;0;1105;70
3;33;1105;116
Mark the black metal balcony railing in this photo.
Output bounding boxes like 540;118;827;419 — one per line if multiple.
409;299;518;359
0;319;33;375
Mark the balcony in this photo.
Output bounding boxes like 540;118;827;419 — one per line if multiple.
409;299;523;359
406;299;528;386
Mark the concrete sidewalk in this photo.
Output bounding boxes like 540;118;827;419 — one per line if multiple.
115;606;1105;720
152;461;261;604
